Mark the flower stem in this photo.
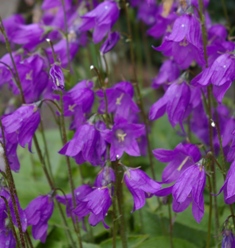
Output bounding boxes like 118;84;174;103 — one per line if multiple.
114;162;128;248
0;17;25;103
168;203;174;248
0;122;26;248
33;135;76;247
206;175;212;248
122;0;155;180
199;0;220;240
59;92;83;248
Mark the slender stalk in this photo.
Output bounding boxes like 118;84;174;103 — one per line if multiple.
220;0;230;30
39;121;54;181
199;0;220;240
114;162;128;248
111;163;118;248
168;203;174;248
0;195;21;248
0;17;25;103
33;135;76;247
0;123;26;248
59;92;83;248
206;175;213;248
61;0;72;72
122;0;155;179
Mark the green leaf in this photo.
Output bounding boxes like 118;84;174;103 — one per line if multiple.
100;235;149;248
136;236;198;248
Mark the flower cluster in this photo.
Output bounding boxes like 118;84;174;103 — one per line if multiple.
0;0;234;246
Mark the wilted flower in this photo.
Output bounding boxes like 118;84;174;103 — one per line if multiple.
124;167;161;211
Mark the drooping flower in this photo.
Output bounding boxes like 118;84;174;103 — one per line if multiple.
124;167;161;211
0;187;27;232
100;31;120;54
221;229;235;248
49;64;65;90
157;163;206;223
154;14;204;69
149;80;195;128
79;0;120;43
153;143;201;183
13;54;49;103
97;82;139;120
191;53;235;103
94;167;115;187
0;137;19;172
0;229;16;248
219;161;235;204
63;80;94;116
1;103;41;151
73;187;112;228
56;185;93;218
25;195;54;243
59;121;107;166
102;118;145;161
152;59;180;89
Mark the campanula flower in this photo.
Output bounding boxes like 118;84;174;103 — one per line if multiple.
191;53;235;102
25;195;54;243
152;59;180;89
156;163;206;223
59;122;106;166
73;187;112;228
124;167;161;211
102;118;145;161
2;103;40;151
149;80;192;127
94;167;115;187
97;82;139;120
79;0;119;43
221;229;235;248
56;185;93;218
153;143;201;183
155;14;204;69
100;31;120;54
49;64;65;90
219;161;235;204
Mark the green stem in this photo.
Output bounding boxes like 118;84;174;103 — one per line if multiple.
0;195;21;248
168;203;174;248
0;17;25;103
59;92;83;248
114;162;128;248
111;163;118;248
122;0;155;180
33;135;76;247
0;123;26;248
39;121;54;181
199;0;220;240
60;0;72;72
206;176;213;248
